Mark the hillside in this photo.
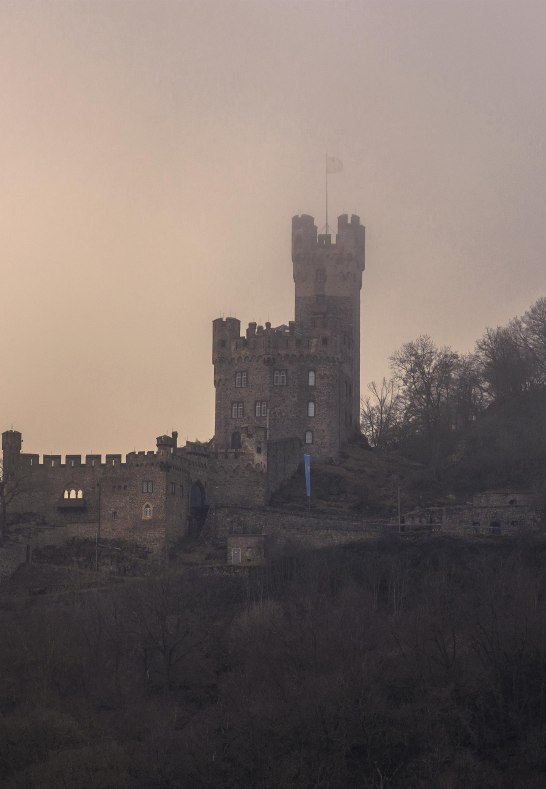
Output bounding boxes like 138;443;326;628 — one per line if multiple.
272;390;546;516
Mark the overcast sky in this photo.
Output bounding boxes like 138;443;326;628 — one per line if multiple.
1;0;545;456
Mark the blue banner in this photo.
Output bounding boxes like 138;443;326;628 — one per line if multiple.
304;453;311;498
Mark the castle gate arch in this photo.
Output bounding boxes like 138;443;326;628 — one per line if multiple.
189;479;208;536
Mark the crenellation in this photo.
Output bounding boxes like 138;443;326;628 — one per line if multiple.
2;206;366;558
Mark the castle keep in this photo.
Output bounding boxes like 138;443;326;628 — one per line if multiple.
213;213;365;457
2;212;366;553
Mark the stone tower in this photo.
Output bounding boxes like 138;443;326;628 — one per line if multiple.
292;213;365;431
2;429;22;478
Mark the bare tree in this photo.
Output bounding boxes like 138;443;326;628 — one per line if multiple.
390;335;459;468
360;377;403;450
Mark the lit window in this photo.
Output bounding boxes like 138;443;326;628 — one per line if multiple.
142;503;153;520
69;489;76;499
305;430;313;444
308;401;315;417
235;371;248;388
142;480;153;493
308;370;315;386
63;490;69;499
77;489;83;499
274;370;287;386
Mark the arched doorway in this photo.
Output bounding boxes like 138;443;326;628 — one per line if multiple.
189;480;208;536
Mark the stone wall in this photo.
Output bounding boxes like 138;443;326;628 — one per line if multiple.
204;504;395;554
403;499;543;535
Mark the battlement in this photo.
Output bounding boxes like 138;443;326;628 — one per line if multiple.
6;429;181;470
292;213;365;270
213;317;343;362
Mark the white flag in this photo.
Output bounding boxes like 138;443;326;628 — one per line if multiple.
326;156;343;174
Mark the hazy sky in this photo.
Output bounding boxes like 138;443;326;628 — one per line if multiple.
2;0;545;456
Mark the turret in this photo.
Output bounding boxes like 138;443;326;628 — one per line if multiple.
212;317;241;361
2;429;22;477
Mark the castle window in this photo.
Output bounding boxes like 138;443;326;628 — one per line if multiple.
235;371;248;388
170;482;176;495
142;480;153;493
255;400;267;417
308;370;315;386
111;511;117;520
231;402;244;418
305;430;313;444
308;401;315;417
274;369;287;386
63;487;83;500
142;503;153;520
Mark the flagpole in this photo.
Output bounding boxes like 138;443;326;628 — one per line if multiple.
325;152;329;234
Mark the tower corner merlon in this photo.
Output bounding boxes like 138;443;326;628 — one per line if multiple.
292;214;318;262
336;213;365;271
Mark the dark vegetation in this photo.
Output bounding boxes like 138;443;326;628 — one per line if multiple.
2;535;546;788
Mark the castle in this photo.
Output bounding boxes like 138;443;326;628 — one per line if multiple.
2;212;365;555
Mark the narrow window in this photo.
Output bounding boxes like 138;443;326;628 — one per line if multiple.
142;503;153;520
255;401;261;417
232;402;238;418
111;511;117;520
77;489;83;499
69;489;76;499
237;402;244;418
261;401;267;417
274;370;287;386
322;337;328;346
308;401;315;417
170;482;176;495
63;490;69;499
308;370;315;386
305;430;313;444
70;460;75;467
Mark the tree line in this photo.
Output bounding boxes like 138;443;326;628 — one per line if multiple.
1;536;546;787
361;296;546;470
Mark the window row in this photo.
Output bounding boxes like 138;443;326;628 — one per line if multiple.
232;400;316;420
233;369;316;387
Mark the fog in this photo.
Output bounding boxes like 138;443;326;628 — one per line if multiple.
1;0;545;455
